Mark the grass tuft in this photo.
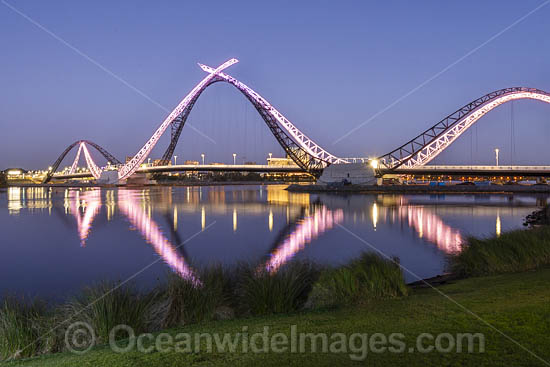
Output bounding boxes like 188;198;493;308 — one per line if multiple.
0;296;49;360
451;226;550;277
155;266;229;328
60;282;155;344
309;253;408;307
235;262;319;315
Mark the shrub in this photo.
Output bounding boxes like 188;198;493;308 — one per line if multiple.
61;281;156;344
235;262;319;315
154;266;228;328
309;253;408;307
0;296;49;360
451;226;550;277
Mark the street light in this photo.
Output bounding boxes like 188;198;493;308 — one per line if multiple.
174;155;178;166
233;153;236;165
148;158;151;166
201;154;205;165
494;148;500;166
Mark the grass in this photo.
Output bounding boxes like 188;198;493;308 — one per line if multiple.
0;255;391;361
2;267;550;366
156;266;228;327
0;297;50;360
309;253;408;307
3;233;550;365
451;226;550;277
60;282;156;344
235;262;319;315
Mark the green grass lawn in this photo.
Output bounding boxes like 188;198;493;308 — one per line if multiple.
3;268;550;367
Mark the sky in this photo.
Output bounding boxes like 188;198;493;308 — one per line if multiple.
1;0;550;169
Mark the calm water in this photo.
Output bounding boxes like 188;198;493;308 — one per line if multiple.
1;185;547;299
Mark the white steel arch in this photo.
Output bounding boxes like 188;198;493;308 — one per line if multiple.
117;59;239;180
81;142;102;179
198;64;348;165
400;91;550;168
69;143;84;174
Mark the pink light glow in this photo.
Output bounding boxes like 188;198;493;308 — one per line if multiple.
198;63;347;165
265;206;344;273
117;190;201;285
81;142;102;179
69;143;84;174
68;189;102;246
117;59;239;180
403;91;550;168
399;206;462;254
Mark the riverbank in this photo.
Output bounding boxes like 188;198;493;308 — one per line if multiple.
287;183;550;194
3;267;549;366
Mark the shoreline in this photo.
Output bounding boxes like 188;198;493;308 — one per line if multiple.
5;268;550;366
286;183;550;195
4;181;305;188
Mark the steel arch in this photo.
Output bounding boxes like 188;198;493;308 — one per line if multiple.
158;76;328;176
378;87;550;170
43;140;121;183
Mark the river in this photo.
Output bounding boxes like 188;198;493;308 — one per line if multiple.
1;185;546;299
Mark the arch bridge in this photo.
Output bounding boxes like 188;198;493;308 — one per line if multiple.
43;59;550;184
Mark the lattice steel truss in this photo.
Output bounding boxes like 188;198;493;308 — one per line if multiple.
158;74;330;176
378;87;550;170
43;140;121;183
45;62;550;184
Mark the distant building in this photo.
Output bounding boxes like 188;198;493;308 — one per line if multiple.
266;156;310;180
267;157;298;167
183;160;200;177
153;159;169;166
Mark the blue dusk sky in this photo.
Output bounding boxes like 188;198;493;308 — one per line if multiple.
1;0;549;169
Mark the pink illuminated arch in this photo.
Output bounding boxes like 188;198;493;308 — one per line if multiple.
380;88;550;170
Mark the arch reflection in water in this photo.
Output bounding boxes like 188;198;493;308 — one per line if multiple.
398;205;462;253
265;205;344;273
65;189;102;246
117;189;201;286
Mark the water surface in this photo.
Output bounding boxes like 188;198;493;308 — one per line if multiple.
1;185;546;299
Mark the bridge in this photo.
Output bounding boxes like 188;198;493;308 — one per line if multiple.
389;165;550;178
41;58;550;185
52;164;305;180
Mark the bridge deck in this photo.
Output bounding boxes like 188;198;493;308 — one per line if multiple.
52;164;305;179
386;165;550;177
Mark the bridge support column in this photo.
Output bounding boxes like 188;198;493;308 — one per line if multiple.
317;163;377;185
97;171;119;185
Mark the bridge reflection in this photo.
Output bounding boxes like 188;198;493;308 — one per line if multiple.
117;189;201;285
398;205;463;253
6;186;544;279
65;189;102;246
264;205;344;273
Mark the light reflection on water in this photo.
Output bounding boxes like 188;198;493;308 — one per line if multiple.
399;205;463;254
1;185;547;296
117;189;201;286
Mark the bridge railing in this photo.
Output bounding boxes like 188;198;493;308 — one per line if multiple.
337;158;370;164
